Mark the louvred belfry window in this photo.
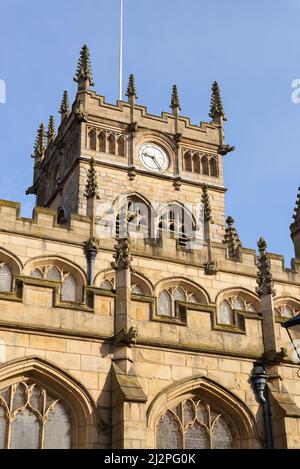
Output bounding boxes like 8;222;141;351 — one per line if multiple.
0;381;72;449
156;397;234;449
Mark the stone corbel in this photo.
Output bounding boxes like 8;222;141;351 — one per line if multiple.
203;261;218;276
115;327;138;348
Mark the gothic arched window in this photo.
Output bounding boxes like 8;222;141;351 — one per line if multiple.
0;263;12;293
192;154;200;174
0;381;72;449
29;265;79;303
117;136;125;157
61;274;77;302
157;286;198;317
57;207;67;225
98;131;106;153
201;156;209;175
209;157;218;177
158;204;194;248
88;130;97;151
218;296;256;327
183;152;192;172
156;397;234;449
108;134;115;155
116;197;150;239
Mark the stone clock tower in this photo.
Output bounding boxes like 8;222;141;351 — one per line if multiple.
0;45;299;450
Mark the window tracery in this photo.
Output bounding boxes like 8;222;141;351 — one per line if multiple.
87;126;126;157
182;150;218;178
0;263;12;293
0;381;72;449
218;296;256;326
157;286;198;317
156;397;234;449
30;266;77;302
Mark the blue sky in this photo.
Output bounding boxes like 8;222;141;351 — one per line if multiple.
1;0;300;263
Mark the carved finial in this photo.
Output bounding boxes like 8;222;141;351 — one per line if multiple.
59;90;70;120
256;237;276;297
47;115;56;145
292;187;300;223
202;185;212;222
126;74;137;99
32;123;46;160
74;44;94;89
209;81;227;123
224;216;242;260
170;85;181;114
85;158;99;199
111;238;133;271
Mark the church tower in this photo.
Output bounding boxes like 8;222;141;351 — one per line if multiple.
26;45;235;251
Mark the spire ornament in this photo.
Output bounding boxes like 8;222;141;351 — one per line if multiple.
126;74;137;99
256;237;276;297
201;185;212;222
292;187;300;224
85;158;99;199
32;123;46;160
224;216;242;260
209;81;227;122
170;85;181;114
59;90;70;120
74;44;94;88
112;238;133;271
47;115;56;145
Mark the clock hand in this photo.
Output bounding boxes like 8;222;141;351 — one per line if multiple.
144;152;162;172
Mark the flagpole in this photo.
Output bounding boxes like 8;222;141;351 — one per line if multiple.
119;0;123;101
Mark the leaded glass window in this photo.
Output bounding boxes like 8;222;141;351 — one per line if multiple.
100;279;114;290
219;300;233;325
61;274;76;302
0;263;12;293
132;284;143;295
156;397;234;449
157;287;199;317
0;381;72;449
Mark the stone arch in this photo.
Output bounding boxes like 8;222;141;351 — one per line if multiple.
23;256;87;303
215;287;260;312
131;271;154;296
274;296;300;318
88;129;97;151
183;151;192;172
113;192;152;239
0;356;97;448
0;248;22;293
94;269;116;290
147;375;259;449
154;277;210;304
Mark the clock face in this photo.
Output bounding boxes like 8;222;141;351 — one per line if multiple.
139;143;169;173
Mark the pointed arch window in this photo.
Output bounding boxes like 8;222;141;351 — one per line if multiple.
116;136;125;157
116;197;150;239
0;381;72;449
61;274;76;302
201;156;209;175
88;130;97;151
0;263;12;293
209;157;218;177
108;133;116;155
157;286;199;318
158;204;194;248
183;152;192;172
218;296;256;327
192;154;200;174
156;397;234;449
98;131;106;153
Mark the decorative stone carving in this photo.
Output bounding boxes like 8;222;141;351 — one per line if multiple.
74;106;88;123
47;115;56;145
173;177;182;191
170;84;181;112
202;185;213;222
115;326;139;347
126;74;137;99
219;144;235;156
73;44;94;87
256;237;276;297
112;238;133;271
128;166;136;181
262;348;287;366
209;81;227;122
204;261;218;276
224;216;242;260
84;158;99;199
128;122;138;134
